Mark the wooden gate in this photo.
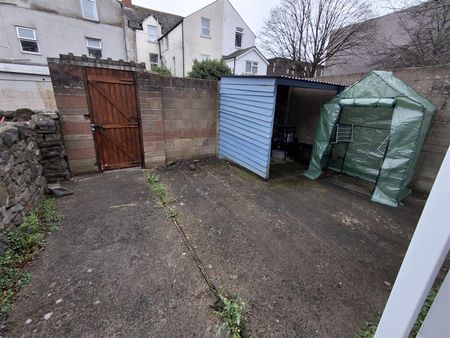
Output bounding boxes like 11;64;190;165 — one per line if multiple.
86;67;143;171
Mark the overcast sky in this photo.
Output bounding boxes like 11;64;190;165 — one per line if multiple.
132;0;410;37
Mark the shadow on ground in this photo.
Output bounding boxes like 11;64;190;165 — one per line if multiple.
158;159;425;337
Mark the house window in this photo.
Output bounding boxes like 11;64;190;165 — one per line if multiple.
172;56;176;74
16;26;39;53
245;61;258;74
163;36;169;51
235;27;243;48
200;54;210;61
86;37;102;58
80;0;98;21
149;53;158;69
148;25;158;42
201;17;210;37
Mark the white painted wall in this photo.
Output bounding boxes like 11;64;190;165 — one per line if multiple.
0;1;127;64
222;0;256;56
136;15;161;70
0;64;56;111
160;23;183;76
225;49;268;75
182;0;224;75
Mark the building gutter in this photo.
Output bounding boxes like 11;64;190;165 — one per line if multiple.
0;63;49;75
118;1;130;61
181;21;185;77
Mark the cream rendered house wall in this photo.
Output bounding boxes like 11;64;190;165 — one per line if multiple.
221;0;255;56
0;0;127;63
160;23;183;77
181;0;224;75
136;15;161;70
224;49;268;75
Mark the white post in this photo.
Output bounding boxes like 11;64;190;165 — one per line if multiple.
374;147;450;338
417;270;450;337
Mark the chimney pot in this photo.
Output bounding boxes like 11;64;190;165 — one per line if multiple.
122;0;132;8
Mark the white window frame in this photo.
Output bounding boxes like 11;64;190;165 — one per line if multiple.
245;61;258;75
235;27;243;48
201;17;211;37
85;37;102;58
80;0;99;21
147;25;158;43
16;26;39;54
149;53;159;69
200;54;210;61
164;36;169;51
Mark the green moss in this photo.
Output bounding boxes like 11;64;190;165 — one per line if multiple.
0;197;63;315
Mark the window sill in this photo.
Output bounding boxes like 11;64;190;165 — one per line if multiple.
21;51;41;55
82;17;100;23
200;35;211;39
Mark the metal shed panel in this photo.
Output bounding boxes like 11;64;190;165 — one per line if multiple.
219;77;277;178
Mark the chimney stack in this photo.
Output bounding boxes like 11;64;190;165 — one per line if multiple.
122;0;132;8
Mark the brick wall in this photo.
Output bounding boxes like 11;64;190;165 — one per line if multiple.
316;63;450;194
48;61;98;175
136;72;218;166
48;55;218;175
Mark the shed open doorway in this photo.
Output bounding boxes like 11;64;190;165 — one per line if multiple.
270;85;338;179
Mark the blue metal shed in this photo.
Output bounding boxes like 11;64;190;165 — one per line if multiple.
219;76;346;179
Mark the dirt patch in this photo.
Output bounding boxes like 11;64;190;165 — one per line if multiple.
157;159;425;337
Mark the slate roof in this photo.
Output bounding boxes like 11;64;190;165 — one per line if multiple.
223;47;254;60
123;5;183;34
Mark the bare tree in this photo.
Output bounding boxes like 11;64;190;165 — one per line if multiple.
378;0;450;68
259;0;374;77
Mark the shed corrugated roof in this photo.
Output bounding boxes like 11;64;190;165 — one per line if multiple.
220;75;346;88
123;5;183;34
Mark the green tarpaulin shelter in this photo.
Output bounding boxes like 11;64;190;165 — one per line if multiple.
305;71;436;207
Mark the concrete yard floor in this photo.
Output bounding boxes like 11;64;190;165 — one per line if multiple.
4;159;427;337
5;170;219;337
158;159;425;337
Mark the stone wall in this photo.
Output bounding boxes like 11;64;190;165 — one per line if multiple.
1;109;70;183
48;55;218;175
0;122;46;230
316;63;450;194
33;113;70;182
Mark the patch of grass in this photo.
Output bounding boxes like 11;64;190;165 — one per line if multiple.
356;321;378;338
145;172;180;221
215;292;247;338
0;196;63;315
356;287;439;338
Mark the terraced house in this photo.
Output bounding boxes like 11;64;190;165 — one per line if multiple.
124;0;268;76
0;0;135;111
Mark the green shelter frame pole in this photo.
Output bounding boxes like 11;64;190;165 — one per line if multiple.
372;139;391;195
340;141;350;173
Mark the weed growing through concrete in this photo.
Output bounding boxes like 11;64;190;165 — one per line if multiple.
145;172;180;221
0;197;63;315
215;292;247;338
356;287;439;338
145;171;248;337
